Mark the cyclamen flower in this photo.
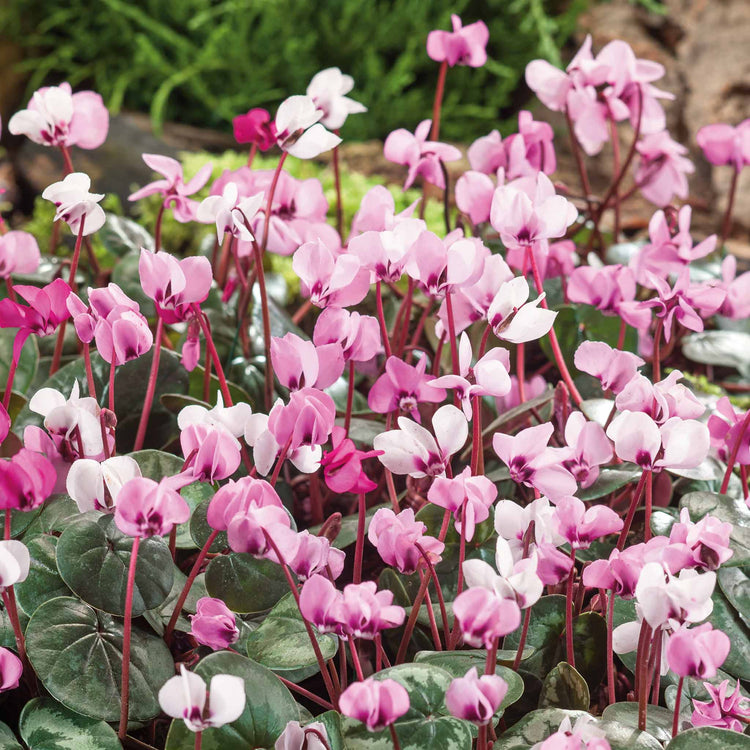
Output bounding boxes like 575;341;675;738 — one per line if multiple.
271;332;344;392
129;154;213;224
158;665;245;732
275;720;331;750
445;668;507;726
0;541;30;589
696;119;750;171
180;423;242;483
426;15;489;68
65;455;142;513
307;67;366;130
348;221;424;284
320;427;380;494
635;131;694;207
0;449;56;512
42;172;106;235
668;508;733;570
567;264;638;318
455;170;496;225
562;412;613;488
339;678;410;731
196;182;265;243
374;404;468;478
368;508;444;574
313;307;381;363
384;120;462;190
692;680;750;733
0;231;40;279
275;95;341;159
486;276;557;345
535;715;611;750
287;530;345;581
453;587;522;648
666;623;730;679
190;597;239;651
177;393;252;439
339;581;406;639
233;108;276;150
0;648;23;693
114;477;190;538
708;396;750;464
718;256;750;320
299;574;346;635
574;341;643;394
9;82;108;149
504;110;557;178
368;356;445;422
615;370;704;424
468;130;506;174
349;184;421;236
552;496;623;550
428;467;497;541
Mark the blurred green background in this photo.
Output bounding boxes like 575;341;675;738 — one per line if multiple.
2;0;589;141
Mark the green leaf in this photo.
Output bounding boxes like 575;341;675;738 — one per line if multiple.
666;726;750;749
538;662;589;711
26;596;174;722
246;591;338;682
190;498;228;553
414;650;524;714
0;721;22;749
0;328;39;395
718;566;750;621
204;553;290;614
19;697;121;750
342;663;473;750
15;534;71;616
56;515;174;616
164;651;298;750
143;569;208;636
0;507;42;539
98;214;154;258
602;702;675;743
22;495;82;538
679;492;750;566
709;587;750;680
578;469;640;502
559;612;608;691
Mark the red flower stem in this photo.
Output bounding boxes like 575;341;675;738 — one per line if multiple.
720;409;750;494
332;139;344;239
740;464;749;501
470;395;484;476
59;145;74;175
291;298;313;326
277;674;334;710
260;152;287;252
525;246;582;406
609;116;622;240
133;317;164;452
1;588;25;663
348;636;365;680
512;608;531;671
377;634;392;669
478;726;488;750
652;317;664;383
720;167;740;248
192;305;233;408
353;492;366;584
649;630;662;704
3;511;10;541
616;470;649;550
416;544;450;651
154;202;166;251
406;298;434;364
194;731;202;750
672;676;684;737
262;530;338;705
164;529;219;645
636;623;653;731
108;360;116;414
643;469;653;542
395;570;432;664
269;435;293;488
444;292;459;379
389;724;402;750
478;325;492;359
485;636;499;676
564;108;593;213
617;319;627;351
385;470;399;512
432;335;445;376
449;500;468;649
118;535;140;740
565;546;577;667
82;344;97;400
395;279;415;356
607;590;616;705
429;61;448;142
344;361;355;435
251;241;274;410
375;281;392;358
67;218;86;289
4;278;15;302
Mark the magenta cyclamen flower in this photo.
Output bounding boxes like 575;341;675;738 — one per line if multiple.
180;423;241;483
320;427;380;494
696;119;750;171
9;82;108;149
445;667;507;726
232;108;276;150
267;387;336;454
368;355;445;422
114;477;190;538
426;14;489;68
452;587;521;648
567;264;638;318
692;680;750;733
666;623;730;679
190;597;239;651
428;466;497;541
368;508;444;574
339;678;410;731
504;110;557;178
384;120;462;190
299;574;346;635
129;154;213;223
0;449;56;512
0;647;23;693
0;231;40;279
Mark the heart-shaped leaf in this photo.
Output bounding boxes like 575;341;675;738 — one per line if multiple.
15;534;71;616
666;726;750;749
26;596;173;721
0;722;21;749
538;662;589;711
709;588;750;680
602;702;675;743
718;566;750;620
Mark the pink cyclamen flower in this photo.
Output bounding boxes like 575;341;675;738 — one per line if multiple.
495;374;547;413
129;154;213;223
180;423;242;483
615;370;704;424
349;220;425;284
692;680;750;733
368;355;445;422
553;496;623;549
0;647;23;693
426;14;489;68
158;664;245;732
567;265;638;318
718;255;750;320
696;119;750;171
206;476;284;530
0;540;30;589
368;508;444;574
349;184;421;236
668;508;733;570
114;477;190;538
0;405;8;445
307;67;367;130
233;108;277;150
453;587;522;648
320;426;380;494
485;276;557;344
271;332;344;392
177;392;252;440
138;249;212;324
374;404;468;478
537;715;611;750
468;130;506;174
445;667;507;726
583;544;646;599
339;581;406;639
384;120;462;190
42;172;105;235
267;387;336;454
635;130;694;207
287;530;345;581
666;623;730;679
455;170;495;225
313;307;381;363
339;678;410;731
196;182;265;243
299;574;345;635
563;411;613;488
190;597;239;650
493;422;577;499
428;466;497;541
292;239;370;308
0;231;40;279
504;110;557;178
275;720;331;750
574;341;644;394
8;82;108;149
65;455;142;513
0;449;56;512
708;396;750;465
275;95;341;159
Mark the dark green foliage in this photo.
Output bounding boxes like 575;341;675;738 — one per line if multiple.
4;0;587;140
